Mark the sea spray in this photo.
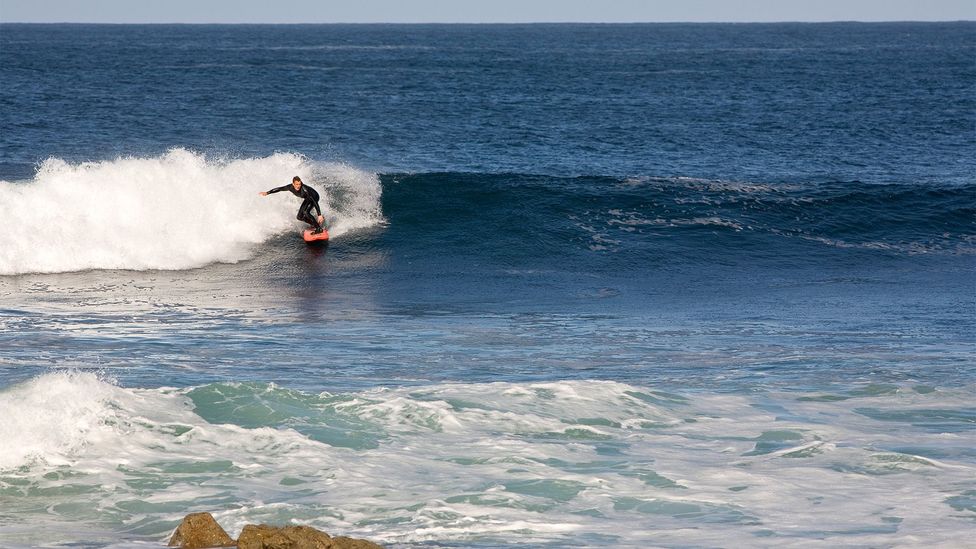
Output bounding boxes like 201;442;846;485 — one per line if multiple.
0;149;384;275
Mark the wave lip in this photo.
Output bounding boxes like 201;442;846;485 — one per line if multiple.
0;149;384;275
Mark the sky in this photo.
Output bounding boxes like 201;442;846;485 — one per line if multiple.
1;0;974;24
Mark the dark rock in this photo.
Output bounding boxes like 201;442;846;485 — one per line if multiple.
168;512;235;549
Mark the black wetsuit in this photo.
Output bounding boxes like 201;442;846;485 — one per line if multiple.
266;183;323;231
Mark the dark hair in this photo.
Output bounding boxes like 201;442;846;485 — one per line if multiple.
292;176;302;183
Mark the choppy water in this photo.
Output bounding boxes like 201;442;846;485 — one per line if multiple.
0;22;974;548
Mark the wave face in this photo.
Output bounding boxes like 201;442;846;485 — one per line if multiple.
381;173;976;266
1;371;974;548
0;149;384;275
5;162;970;276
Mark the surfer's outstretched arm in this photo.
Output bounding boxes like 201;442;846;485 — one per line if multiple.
259;185;291;196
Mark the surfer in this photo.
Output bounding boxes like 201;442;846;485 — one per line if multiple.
260;176;326;233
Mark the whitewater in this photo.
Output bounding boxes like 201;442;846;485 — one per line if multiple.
2;371;973;548
0;149;384;275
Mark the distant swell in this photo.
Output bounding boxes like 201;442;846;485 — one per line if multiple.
0;149;384;275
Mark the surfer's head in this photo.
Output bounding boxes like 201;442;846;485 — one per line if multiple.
292;176;302;190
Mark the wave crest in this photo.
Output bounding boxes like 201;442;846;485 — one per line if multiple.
0;149;384;275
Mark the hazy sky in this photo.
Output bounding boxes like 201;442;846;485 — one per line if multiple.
1;0;974;24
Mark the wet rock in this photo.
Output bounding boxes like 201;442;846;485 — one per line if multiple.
237;525;331;549
169;513;383;549
332;536;385;549
168;512;235;549
237;524;383;549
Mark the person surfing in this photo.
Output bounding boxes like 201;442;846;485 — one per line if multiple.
259;176;326;234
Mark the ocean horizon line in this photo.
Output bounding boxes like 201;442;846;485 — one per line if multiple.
2;19;974;26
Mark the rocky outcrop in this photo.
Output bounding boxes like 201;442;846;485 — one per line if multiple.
168;512;235;549
332;536;383;549
329;538;385;549
168;513;383;549
237;525;333;549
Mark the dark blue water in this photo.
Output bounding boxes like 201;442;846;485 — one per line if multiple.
0;22;974;548
3;23;975;181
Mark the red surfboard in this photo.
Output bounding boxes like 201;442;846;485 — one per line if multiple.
302;228;330;242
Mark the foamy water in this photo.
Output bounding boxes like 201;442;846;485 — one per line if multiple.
1;371;973;547
0;150;384;275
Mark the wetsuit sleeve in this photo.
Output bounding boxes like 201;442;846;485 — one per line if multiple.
265;185;290;194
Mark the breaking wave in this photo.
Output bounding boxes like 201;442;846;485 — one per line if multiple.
0;149;384;274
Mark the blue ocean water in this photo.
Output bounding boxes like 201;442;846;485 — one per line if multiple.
0;23;974;548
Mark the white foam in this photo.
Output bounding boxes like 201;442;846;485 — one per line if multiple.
0;149;384;275
0;370;123;469
1;374;974;548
